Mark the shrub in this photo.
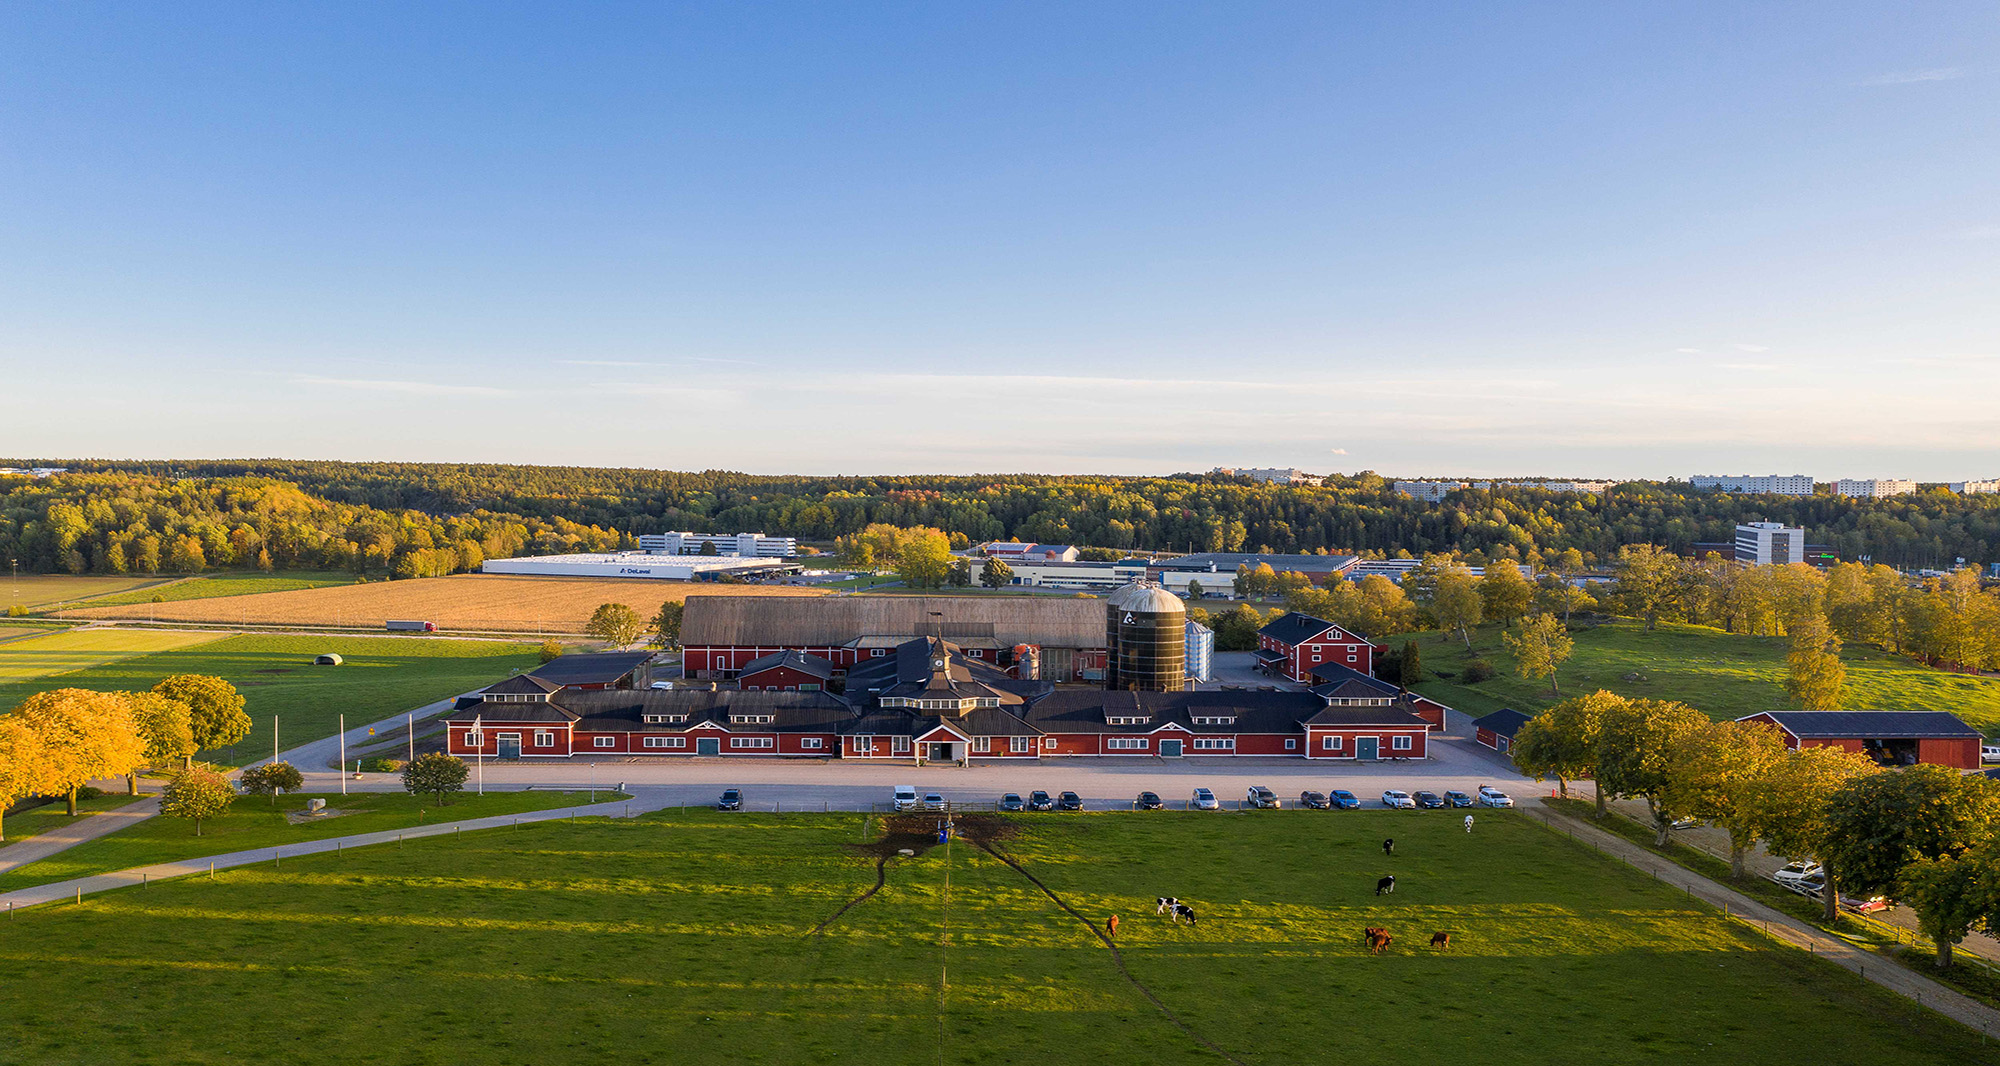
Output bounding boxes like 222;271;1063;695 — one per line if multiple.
5;605;27;617
239;761;305;802
1463;660;1497;683
74;785;104;802
401;752;468;805
359;756;406;773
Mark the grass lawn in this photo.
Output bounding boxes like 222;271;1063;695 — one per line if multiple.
76;571;361;609
1397;618;2000;735
0;628;223;686
0;792;155;851
0;810;1985;1065
0;790;622;891
0;573;177;611
0;634;539;764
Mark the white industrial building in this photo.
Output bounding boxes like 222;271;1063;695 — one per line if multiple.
1834;479;1919;499
1691;475;1815;496
1735;522;1806;566
996;559;1148;590
1951;478;2000;495
482;552;791;580
1394;481;1465;502
636;532;797;557
1212;467;1325;486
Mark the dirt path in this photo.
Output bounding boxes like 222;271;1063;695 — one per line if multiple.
0;795;161;876
808;855;892;936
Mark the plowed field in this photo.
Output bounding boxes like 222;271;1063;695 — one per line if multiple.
66;574;826;633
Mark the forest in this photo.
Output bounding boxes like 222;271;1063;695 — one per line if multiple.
3;459;1999;577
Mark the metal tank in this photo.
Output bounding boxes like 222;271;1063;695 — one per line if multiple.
1108;583;1187;691
1103;583;1144;690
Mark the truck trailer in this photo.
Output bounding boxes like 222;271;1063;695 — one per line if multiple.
386;620;437;633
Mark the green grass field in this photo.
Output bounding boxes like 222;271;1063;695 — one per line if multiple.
1400;619;2000;735
0;628;223;685
0;790;622;891
0;574;177;611
0;634;539;764
0;792;155;851
0;810;1983;1065
75;571;361;609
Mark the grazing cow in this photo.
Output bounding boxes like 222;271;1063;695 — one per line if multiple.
1362;925;1386;946
1107;914;1121;939
1430;931;1451;950
1382;838;1395;856
1156;896;1178;916
1464;814;1474;834
1367;930;1393;955
1174;903;1198;927
1376;875;1396;896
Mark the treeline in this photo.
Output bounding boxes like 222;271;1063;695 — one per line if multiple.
5;459;2000;575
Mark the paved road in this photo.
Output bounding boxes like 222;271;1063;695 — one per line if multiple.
0;795;162;875
1535;798;2000;1040
264;692;473;772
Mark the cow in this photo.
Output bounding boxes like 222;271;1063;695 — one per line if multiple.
1174;903;1198;927
1430;931;1451;950
1156;896;1178;916
1376;875;1396;896
1362;925;1387;945
1382;838;1395;856
1107;914;1121;939
1367;930;1393;955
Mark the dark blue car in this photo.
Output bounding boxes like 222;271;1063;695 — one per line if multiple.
1444;790;1474;808
1329;789;1361;810
1413;790;1446;809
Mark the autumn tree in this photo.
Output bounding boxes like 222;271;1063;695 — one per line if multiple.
1594;697;1711;844
152;674;250;752
1479;560;1533;628
1659;719;1790;879
1749;744;1883;921
239;760;305;805
893;530;954;589
1502;614;1573;697
1613;545;1694;630
118;691;196;789
161;764;235;835
1899;853;1996;970
538;638;564;663
1784;613;1846;710
12;689;149;815
1430;566;1483;649
1509;690;1618;807
0;716;47;841
585;602;645;647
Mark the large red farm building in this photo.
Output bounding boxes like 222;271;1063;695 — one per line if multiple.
1735;711;1982;771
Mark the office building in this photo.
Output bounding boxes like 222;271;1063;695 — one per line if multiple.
1735;522;1805;566
1690;475;1814;496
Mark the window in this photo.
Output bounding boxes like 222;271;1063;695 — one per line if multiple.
800;683;820;692
1324;736;1343;751
1043;737;1058;749
1285;738;1297;750
1192;716;1237;726
466;731;484;746
1392;735;1413;751
730;737;775;749
1011;736;1031;753
801;737;823;750
871;649;886;657
1105;716;1151;725
1107;737;1147;750
1192;737;1234;751
534;731;554;747
891;736;911;753
731;714;776;724
855;735;874;753
1311;653;1322;663
784;686;796;692
643;736;672;749
969;649;983;657
972;737;990;753
593;736;615;748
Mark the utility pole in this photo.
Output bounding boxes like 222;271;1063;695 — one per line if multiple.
338;714;347;796
273;715;279;766
407;711;415;764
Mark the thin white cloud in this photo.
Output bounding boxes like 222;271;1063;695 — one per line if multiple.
1329;447;1349;455
558;357;757;368
294;375;511;397
1861;68;1965;85
1716;362;1786;371
1734;344;1771;353
1675;347;1703;354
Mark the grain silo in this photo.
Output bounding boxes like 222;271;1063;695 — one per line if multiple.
1106;583;1187;691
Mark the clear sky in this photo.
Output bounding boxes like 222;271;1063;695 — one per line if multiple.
2;3;1995;479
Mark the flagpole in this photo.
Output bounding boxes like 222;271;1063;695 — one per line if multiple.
407;712;415;764
339;714;347;796
475;713;484;796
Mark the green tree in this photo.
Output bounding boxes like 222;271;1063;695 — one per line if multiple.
1594;697;1711;844
1479;560;1533;628
650;600;685;649
1748;744;1883;921
1431;567;1483;648
980;557;1013;589
696;539;719;556
537;639;564;664
1899;853;1996;970
13;689;149;815
947;559;973;587
1659;719;1789;879
1784;613;1846;710
401;752;470;806
894;531;953;589
1509;690;1617;808
1398;640;1423;686
1501;613;1573;697
1613;545;1694;630
118;691;195;788
0;716;48;841
1821;765;2000;929
1184;578;1204;600
584;602;645;647
239;760;305;805
161;764;235;835
151;674;251;752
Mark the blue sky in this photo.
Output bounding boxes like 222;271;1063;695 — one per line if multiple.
2;3;1995;479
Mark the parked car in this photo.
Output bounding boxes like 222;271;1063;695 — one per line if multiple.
1443;789;1473;808
1299;790;1330;810
1412;790;1445;809
922;792;945;810
1477;786;1514;808
1669;817;1701;830
1329;789;1361;809
893;785;919;812
1057;790;1084;811
1776;869;1886;913
1983;743;2000;764
1381;789;1416;809
1028;790;1055;811
1772;861;1824;889
1192;787;1220;811
1135;791;1164;810
717;788;743;811
1246;786;1281;810
1000;793;1025;812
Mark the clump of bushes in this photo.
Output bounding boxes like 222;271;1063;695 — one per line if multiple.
359;756;406;773
1462;660;1497;683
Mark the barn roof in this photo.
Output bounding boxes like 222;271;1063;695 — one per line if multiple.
1309;662;1400;700
1024;690;1329;734
1746;711;1980;739
739;649;836;681
1471;708;1532;738
1303;704;1432;729
482;673;564;696
528;651;655;687
1257;612;1338;646
681;594;1106;649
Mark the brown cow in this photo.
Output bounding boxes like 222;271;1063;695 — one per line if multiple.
1362;925;1386;945
1368;930;1393;955
1107;914;1121;939
1430;931;1450;950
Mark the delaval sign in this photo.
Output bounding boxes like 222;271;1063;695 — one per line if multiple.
618;566;663;576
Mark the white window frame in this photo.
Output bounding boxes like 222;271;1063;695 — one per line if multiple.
643;736;672;749
971;737;990;753
1392;734;1413;751
1011;736;1031;753
1324;735;1342;751
1043;737;1058;749
466;731;484;747
1107;737;1147;751
871;649;886;657
730;736;775;749
801;737;823;750
1192;737;1234;751
593;736;615;748
534;731;554;747
1285;738;1297;750
892;736;911;753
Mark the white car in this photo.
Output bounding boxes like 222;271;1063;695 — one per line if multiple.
1477;786;1514;808
1381;789;1416;809
1772;861;1823;889
1191;787;1220;811
1983;744;2000;764
893;785;919;812
922;792;945;810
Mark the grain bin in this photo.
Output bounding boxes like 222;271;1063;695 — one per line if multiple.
1106;583;1186;691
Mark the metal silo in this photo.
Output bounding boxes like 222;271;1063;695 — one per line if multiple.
1103;583;1142;690
1110;584;1187;691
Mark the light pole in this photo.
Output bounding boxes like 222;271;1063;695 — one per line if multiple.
338;714;347;796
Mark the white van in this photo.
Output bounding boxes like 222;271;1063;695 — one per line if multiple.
893;785;919;811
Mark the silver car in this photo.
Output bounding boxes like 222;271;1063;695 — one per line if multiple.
1381;789;1417;809
1191;787;1220;811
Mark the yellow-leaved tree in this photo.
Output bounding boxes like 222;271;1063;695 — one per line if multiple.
12;689;149;814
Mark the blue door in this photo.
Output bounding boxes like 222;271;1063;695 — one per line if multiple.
1159;739;1183;758
697;737;721;756
1356;736;1379;761
497;735;522;760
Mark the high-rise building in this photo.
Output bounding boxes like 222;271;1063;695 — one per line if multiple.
1394;480;1465;502
1834;479;1918;499
1949;478;2000;495
1213;467;1324;486
1735;522;1805;566
1690;475;1815;496
637;532;797;557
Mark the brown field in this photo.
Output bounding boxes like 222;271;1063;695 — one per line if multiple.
3;574;182;611
65;574;828;633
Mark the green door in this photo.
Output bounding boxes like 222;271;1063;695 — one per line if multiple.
1356;736;1379;760
1159;739;1183;758
697;737;721;756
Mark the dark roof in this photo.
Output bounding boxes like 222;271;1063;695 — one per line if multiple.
447;688;853;732
1471;708;1532;738
1154;553;1360;575
739;649;836;681
1308;662;1400;699
482;673;564;696
445;701;578;724
1024;690;1331;734
527;652;654;686
1747;711;1980;739
1258;612;1338;646
844;638;1045;707
1303;704;1432;729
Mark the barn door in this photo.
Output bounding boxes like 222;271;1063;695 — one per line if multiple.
697;737;721;756
1159;739;1183;758
1356;736;1379;761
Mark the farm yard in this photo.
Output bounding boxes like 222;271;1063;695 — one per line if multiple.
0;809;1984;1065
1401;619;2000;734
0;634;538;764
66;573;829;633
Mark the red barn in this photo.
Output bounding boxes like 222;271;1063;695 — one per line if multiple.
1735;711;1982;770
1255;612;1376;683
736;650;836;692
1471;708;1531;754
1309;662;1453;730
